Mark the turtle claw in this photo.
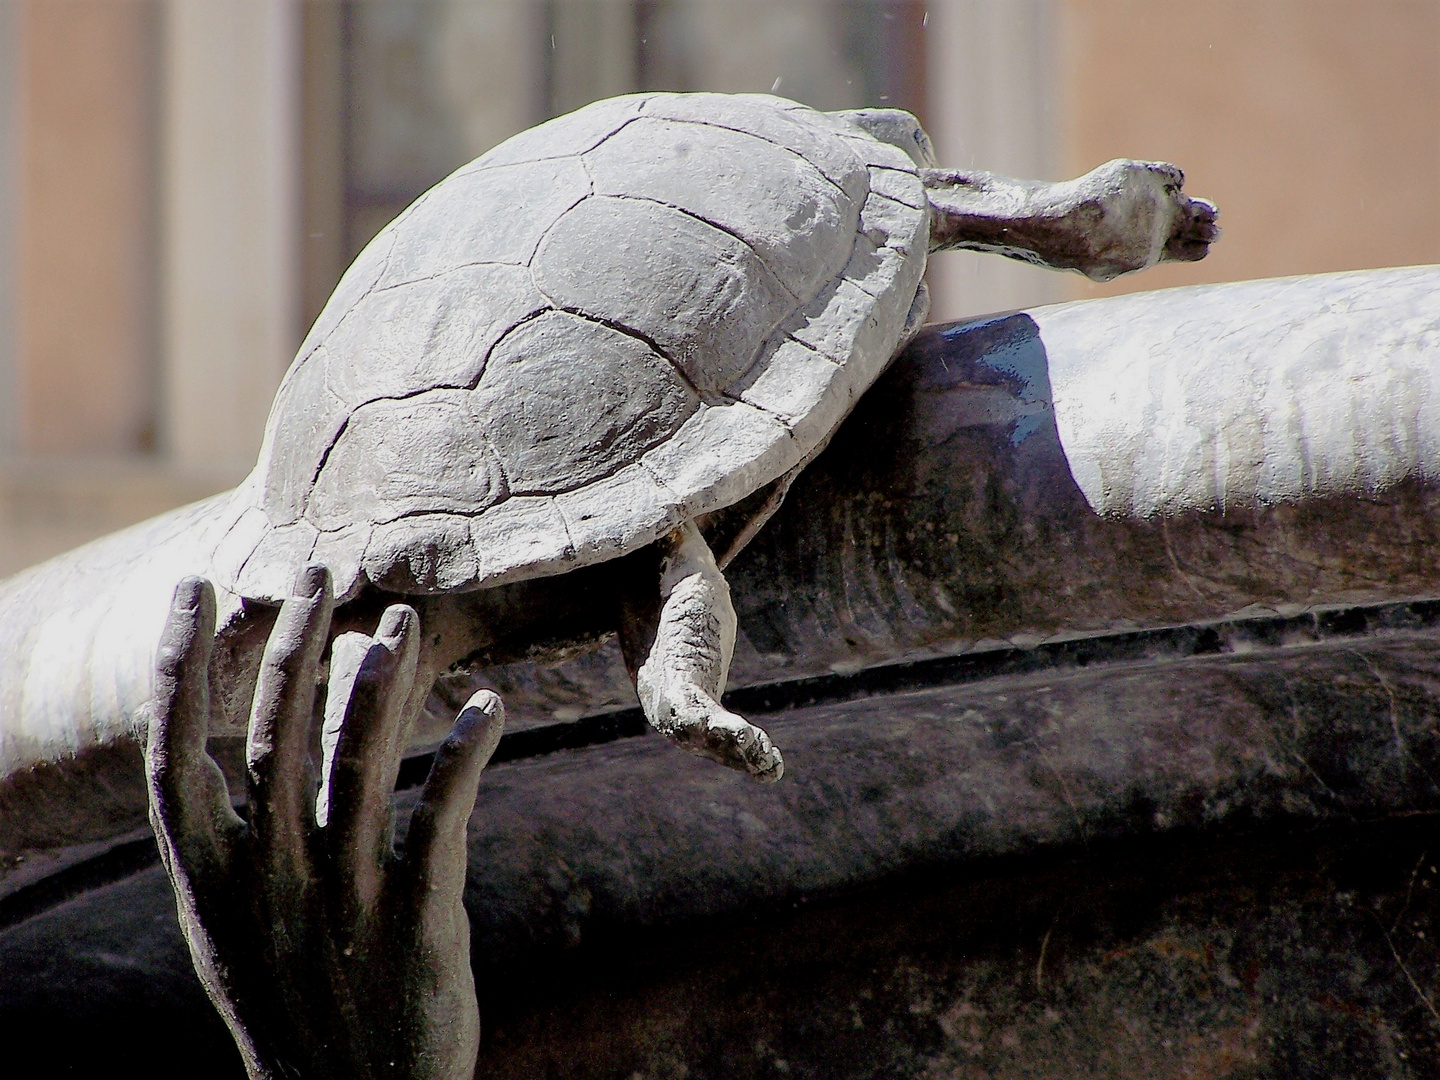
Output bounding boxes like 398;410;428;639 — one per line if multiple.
694;706;785;783
645;686;786;783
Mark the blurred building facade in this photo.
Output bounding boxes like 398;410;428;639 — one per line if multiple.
0;0;1436;577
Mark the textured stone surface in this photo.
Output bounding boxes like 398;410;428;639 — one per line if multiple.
0;495;238;785
308;523;371;603
0;95;1229;927
859;192;924;253
642;402;797;523
256;347;348;524
868;164;928;209
207;504;270;591
462;95;645;172
723;273;1440;691
473;820;1440;1080
734;339;843;438
841;233;911;301
440;271;1440;731
554;464;683;569
233;520;318;600
380;157;591;282
467;497;574;588
790;277;896;363
0;95;1229;805
640;93;871;204
3;265;1433;791
291;226;396;367
363;514;480;595
452;634;1440;965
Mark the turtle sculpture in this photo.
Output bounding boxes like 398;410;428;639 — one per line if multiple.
0;91;1218;835
196;92;1216;783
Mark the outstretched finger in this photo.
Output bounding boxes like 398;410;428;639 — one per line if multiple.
402;690;505;911
317;605;419;909
246;564;334;874
147;577;241;875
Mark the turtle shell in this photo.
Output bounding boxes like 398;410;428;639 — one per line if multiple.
215;93;930;602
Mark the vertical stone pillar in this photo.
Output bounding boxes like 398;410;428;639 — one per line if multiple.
924;0;1064;321
13;0;159;455
298;0;345;339
0;2;17;455
160;0;298;472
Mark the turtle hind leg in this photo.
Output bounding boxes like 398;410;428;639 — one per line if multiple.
618;521;784;782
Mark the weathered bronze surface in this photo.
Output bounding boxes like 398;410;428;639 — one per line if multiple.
6;609;1440;1075
8;284;1440;1076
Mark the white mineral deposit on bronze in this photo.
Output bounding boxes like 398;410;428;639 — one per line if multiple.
1042;266;1440;519
0;92;1215;797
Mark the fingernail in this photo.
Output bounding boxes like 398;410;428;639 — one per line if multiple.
173;576;208;611
463;689;504;718
377;604;417;641
296;563;330;599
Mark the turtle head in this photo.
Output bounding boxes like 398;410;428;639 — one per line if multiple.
825;107;937;169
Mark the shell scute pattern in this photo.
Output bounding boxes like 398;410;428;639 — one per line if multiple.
309;523;371;600
472;311;700;494
258;346;350;525
378;156;591;286
641;401;797;521
363;514;479;595
836;133;919;173
235;520;320;600
468;497;575;588
234;93;930;601
860;193;924;255
307;392;506;531
322;263;547;408
868;166;928;210
840;236;896;299
555;462;686;566
639;93;872;206
293;225;397;367
584;117;858;305
460;95;647;173
787;278;886;364
734;338;845;448
531;196;797;396
211;504;271;594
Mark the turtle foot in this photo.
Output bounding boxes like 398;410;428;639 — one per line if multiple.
655;687;785;782
625;519;786;783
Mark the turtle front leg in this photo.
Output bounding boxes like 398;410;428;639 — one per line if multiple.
619;521;784;782
924;159;1219;282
